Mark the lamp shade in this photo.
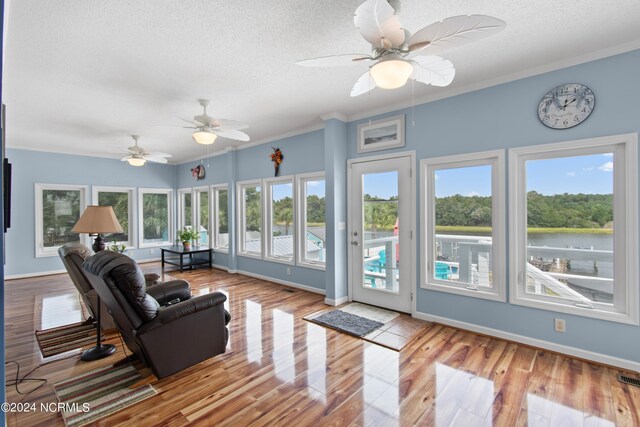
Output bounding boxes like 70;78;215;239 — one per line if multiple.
370;58;414;89
72;206;123;234
192;130;217;145
127;157;146;167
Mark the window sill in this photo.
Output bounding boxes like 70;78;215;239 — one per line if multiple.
297;261;326;271
213;248;229;254
139;242;172;249
421;282;506;302
264;255;294;265
237;251;262;260
510;294;638;325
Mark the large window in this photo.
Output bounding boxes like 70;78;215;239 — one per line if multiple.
35;184;88;257
510;134;638;324
264;176;294;263
92;186;134;248
421;151;505;301
296;172;326;269
194;186;209;246
138;188;173;247
212;185;229;251
237;181;262;258
178;188;193;231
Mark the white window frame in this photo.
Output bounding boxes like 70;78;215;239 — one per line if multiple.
236;180;263;259
420;150;506;302
177;188;194;232
193;185;210;247
35;183;89;258
263;175;295;265
509;133;638;324
295;172;326;270
92;186;136;249
212;184;229;253
138;188;174;248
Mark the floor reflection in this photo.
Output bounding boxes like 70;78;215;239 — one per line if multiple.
306;322;327;401
272;309;295;383
361;344;400;426
436;363;493;426
245;300;263;363
527;394;614;426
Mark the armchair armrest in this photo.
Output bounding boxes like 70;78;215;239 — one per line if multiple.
137;292;227;334
146;280;191;305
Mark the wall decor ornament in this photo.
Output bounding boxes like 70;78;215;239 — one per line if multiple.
270;147;283;176
357;115;405;153
191;164;206;180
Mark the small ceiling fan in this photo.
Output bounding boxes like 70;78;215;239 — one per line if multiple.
121;135;171;167
296;0;505;96
180;100;250;145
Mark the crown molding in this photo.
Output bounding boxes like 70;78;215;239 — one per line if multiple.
320;112;348;122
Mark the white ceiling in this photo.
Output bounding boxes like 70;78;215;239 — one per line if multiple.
4;0;640;163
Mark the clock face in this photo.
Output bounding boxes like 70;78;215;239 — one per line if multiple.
538;83;595;129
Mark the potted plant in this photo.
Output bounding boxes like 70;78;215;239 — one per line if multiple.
107;239;127;254
177;227;199;251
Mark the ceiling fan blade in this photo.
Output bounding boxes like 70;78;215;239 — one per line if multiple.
144;151;172;158
121;156;132;161
408;15;506;56
210;118;250;130
212;129;250;142
350;71;377;97
177;116;203;127
296;54;373;68
354;0;406;49
409;56;455;87
142;155;168;164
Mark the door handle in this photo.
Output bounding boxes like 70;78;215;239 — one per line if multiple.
351;241;359;246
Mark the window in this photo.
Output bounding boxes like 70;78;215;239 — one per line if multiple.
237;180;262;258
138;188;173;247
421;150;505;301
264;176;295;263
177;188;193;231
35;184;88;257
194;186;209;246
509;134;638;324
296;172;326;269
92;186;134;248
212;185;229;251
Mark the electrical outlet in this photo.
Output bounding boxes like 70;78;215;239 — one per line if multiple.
149;248;155;255
286;267;292;275
554;318;566;333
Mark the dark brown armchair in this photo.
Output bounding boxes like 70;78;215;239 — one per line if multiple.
82;250;230;379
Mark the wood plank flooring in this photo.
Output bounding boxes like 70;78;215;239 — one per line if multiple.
4;264;640;426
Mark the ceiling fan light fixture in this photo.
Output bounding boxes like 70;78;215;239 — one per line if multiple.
370;58;414;89
127;157;146;167
192;130;217;145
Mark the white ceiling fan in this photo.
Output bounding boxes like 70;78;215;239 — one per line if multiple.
121;135;171;167
180;99;250;145
296;0;506;96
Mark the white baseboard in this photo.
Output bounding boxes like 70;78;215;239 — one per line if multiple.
5;269;67;280
324;296;349;306
236;270;325;295
414;311;640;373
136;257;161;264
211;264;229;271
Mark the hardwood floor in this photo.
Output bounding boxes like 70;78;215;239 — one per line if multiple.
4;264;640;426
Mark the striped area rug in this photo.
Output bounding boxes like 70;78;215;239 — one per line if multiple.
35;322;100;358
53;363;156;427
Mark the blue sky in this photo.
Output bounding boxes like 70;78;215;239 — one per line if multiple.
271;180;326;201
362;153;614;199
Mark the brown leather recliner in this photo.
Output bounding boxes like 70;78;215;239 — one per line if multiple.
58;243;181;331
83;250;230;379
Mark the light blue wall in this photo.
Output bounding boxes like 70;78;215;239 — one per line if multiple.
347;49;640;362
174;129;327;291
5;149;177;276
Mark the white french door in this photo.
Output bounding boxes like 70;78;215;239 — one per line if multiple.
349;155;413;313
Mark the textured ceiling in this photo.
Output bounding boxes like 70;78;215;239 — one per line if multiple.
4;0;640;163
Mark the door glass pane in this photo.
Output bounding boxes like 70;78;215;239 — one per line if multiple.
270;182;294;259
433;165;493;288
97;191;129;243
525;153;614;305
304;179;325;263
243;185;261;253
198;190;209;246
183;193;192;228
216;189;229;249
362;171;399;293
142;193;169;244
42;190;81;247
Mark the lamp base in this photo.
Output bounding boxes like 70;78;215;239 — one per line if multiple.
92;234;105;252
80;344;116;361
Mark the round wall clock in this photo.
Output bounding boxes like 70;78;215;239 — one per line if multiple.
538;83;595;129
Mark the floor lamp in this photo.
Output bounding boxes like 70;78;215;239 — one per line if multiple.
72;205;123;361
